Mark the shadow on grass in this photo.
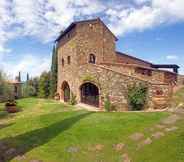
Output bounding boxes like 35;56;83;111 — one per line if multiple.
0;111;9;120
0;123;14;130
0;112;93;162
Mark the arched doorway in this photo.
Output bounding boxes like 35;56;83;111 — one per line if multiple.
80;82;99;107
61;81;70;102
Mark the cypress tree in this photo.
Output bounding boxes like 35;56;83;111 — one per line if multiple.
38;71;51;98
26;73;30;82
50;43;58;97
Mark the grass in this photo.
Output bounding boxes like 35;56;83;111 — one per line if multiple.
132;119;184;162
0;98;183;162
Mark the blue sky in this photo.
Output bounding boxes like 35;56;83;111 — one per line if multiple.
0;0;184;80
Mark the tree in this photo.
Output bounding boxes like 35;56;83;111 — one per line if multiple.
22;84;36;97
22;74;39;98
38;71;51;98
32;77;39;96
49;44;58;97
26;73;30;81
0;71;14;102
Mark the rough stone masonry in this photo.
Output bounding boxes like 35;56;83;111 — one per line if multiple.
55;18;179;111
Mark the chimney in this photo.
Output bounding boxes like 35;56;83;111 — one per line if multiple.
18;72;21;82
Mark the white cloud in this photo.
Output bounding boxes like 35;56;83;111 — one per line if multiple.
152;0;184;21
166;55;179;60
107;0;184;35
11;0;105;43
134;0;151;5
0;0;184;76
107;6;160;36
1;54;51;80
0;0;184;46
0;0;14;56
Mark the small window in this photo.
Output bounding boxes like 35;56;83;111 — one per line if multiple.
67;56;71;64
62;58;64;67
156;89;164;96
135;67;152;76
89;54;96;64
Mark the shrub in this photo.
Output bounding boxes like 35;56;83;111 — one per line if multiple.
127;83;148;111
5;100;17;106
69;92;77;105
5;100;19;113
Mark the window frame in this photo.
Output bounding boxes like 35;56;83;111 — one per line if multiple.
62;58;64;67
67;56;71;65
89;54;96;64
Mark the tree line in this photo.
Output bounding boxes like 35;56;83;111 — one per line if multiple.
0;44;58;102
23;44;58;98
0;71;14;102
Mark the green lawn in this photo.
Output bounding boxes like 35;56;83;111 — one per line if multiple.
0;98;184;162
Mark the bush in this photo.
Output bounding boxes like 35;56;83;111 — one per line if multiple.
127;83;148;111
38;71;51;98
5;100;17;106
5;100;19;113
69;92;77;105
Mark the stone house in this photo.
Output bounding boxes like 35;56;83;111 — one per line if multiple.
0;73;22;102
55;18;179;110
9;73;22;99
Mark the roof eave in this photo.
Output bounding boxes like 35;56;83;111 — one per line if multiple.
55;23;76;42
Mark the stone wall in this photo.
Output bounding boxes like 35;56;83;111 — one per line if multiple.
164;72;177;85
116;53;152;67
78;64;172;110
100;63;135;76
57;31;79;98
57;19;119;103
76;19;117;65
56;18;173;111
149;83;173;109
100;63;166;84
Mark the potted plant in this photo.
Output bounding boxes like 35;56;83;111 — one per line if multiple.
5;84;19;113
5;100;18;113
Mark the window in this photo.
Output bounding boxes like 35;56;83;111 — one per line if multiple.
62;58;64;67
156;89;164;96
135;67;152;76
67;56;71;64
89;54;96;64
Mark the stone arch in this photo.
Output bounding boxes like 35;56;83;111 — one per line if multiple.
80;82;100;107
61;81;70;102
